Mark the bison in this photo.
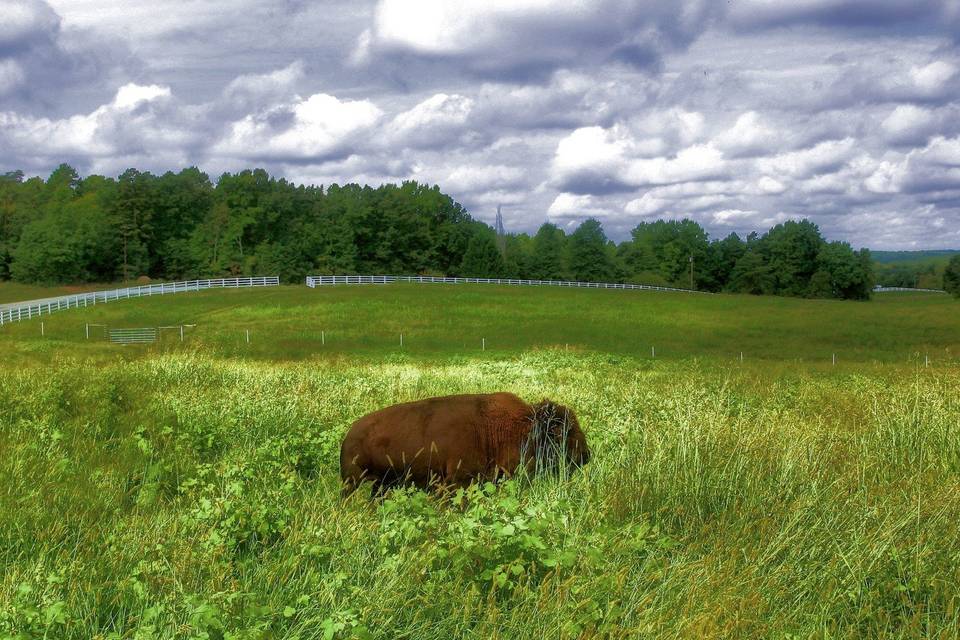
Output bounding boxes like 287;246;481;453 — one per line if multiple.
340;392;589;497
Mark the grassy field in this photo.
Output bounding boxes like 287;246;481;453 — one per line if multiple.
1;283;957;365
1;283;959;638
0;282;121;305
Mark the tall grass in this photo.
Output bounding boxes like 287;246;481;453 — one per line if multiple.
2;350;959;638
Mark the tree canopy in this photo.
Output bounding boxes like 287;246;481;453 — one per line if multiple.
0;164;876;300
944;255;960;297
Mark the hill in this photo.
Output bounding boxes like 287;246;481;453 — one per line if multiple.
871;249;960;264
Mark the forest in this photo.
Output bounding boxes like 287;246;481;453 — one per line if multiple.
0;165;875;299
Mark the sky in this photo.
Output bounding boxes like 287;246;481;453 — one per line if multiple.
2;0;960;248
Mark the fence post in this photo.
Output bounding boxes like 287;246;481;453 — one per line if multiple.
322;330;325;346
246;329;250;344
41;321;44;336
651;346;655;358
482;338;485;351
180;325;184;341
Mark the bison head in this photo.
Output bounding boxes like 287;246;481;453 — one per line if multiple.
525;399;591;474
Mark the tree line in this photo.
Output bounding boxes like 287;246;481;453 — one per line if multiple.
1;164;875;299
873;255;960;292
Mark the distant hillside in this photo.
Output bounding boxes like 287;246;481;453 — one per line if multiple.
871;250;960;265
872;249;959;288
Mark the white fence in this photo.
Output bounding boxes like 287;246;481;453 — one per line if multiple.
306;274;708;294
0;276;280;325
873;286;946;293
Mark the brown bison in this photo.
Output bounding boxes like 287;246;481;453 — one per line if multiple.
340;392;589;497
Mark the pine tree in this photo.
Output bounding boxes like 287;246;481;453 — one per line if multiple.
459;232;505;278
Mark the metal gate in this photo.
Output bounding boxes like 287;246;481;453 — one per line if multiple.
108;327;158;344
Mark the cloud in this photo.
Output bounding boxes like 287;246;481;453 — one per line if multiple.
0;82;182;164
715;112;779;158
0;0;139;116
547;193;607;219
444;164;525;194
113;83;171;110
0;59;25;95
354;0;723;78
709;208;763;226
552;125;728;193
728;0;960;33
223;61;306;110
880;105;939;145
214;93;382;162
387;93;478;149
757;138;857;178
624;193;669;217
910;60;957;94
0;0;59;53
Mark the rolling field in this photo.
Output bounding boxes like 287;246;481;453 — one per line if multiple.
2;283;959;639
0;282;118;305
0;283;958;364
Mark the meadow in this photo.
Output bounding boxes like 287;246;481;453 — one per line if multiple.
1;283;959;639
0;283;957;365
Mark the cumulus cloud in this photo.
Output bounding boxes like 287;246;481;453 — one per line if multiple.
880;105;939;145
444;164;525;194
214;93;382;162
354;0;723;78
715;112;779;158
387;93;478;149
223;61;306;110
552;125;728;193
757;138;857;178
710;208;763;226
0;82;181;163
0;0;138;116
910;60;957;94
547;193;608;219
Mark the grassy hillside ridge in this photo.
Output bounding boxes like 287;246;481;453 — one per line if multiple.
871;250;960;264
0;281;119;304
2;351;958;638
1;283;958;365
872;251;960;289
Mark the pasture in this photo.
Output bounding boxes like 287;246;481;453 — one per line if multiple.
1;283;959;638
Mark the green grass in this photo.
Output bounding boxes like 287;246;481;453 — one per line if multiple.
0;281;122;304
1;283;958;365
1;283;960;638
